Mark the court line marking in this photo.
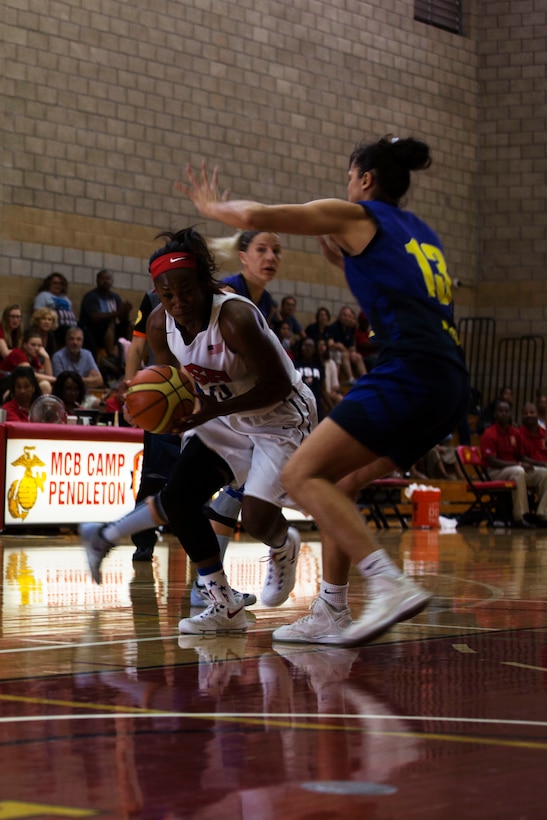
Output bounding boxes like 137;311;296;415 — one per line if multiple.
0;711;545;751
501;661;547;672
0;695;546;728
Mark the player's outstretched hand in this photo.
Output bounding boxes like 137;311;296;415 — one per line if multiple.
174;160;230;217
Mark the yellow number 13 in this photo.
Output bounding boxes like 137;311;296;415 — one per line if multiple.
405;238;453;305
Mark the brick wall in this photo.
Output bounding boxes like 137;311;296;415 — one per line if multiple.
1;0;544;340
476;0;547;339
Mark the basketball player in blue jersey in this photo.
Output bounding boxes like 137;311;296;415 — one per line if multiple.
81;227;317;635
179;134;470;645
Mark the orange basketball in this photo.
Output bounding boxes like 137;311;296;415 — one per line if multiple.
125;365;196;433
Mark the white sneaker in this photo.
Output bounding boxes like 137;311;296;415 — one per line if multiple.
80;523;114;584
272;596;352;644
261;527;301;607
178;600;248;635
189;580;257;608
341;574;432;646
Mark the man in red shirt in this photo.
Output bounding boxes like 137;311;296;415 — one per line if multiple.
481;399;547;527
520;402;547;464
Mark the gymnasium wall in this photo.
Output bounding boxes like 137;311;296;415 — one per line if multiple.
1;0;544;338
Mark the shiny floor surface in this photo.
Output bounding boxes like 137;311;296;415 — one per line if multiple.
0;525;546;819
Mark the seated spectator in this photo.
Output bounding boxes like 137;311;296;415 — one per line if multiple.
2;366;42;421
30;307;58;359
273;295;305;348
218;230;281;326
78;268;132;362
292;337;326;421
519;402;547;464
52;370;87;416
305;306;333;345
422;440;465;480
33;272;78;348
317;338;343;412
52;327;104;390
477;385;513;434
535;388;547;431
328;305;366;384
102;383;127;424
0;329;55;394
276;321;294;359
481;398;547;528
0;304;24;360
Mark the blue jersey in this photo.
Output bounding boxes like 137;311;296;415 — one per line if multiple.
220;273;276;325
343;200;466;371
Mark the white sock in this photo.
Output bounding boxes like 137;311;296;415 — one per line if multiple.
103;502;158;544
199;566;236;607
320;581;349;610
357;548;402;579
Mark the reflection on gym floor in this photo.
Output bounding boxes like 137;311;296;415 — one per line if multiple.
0;525;546;818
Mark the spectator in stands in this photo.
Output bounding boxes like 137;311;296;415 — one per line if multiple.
293;337;326;420
52;370;87;416
305;306;334;346
78;268;132;362
519;402;547;464
0;304;24;360
33;272;78;348
274;295;305;347
2;366;42;421
216;230;281;326
276;321;294;359
422;439;465;480
30;307;58;358
535;388;547;430
0;329;55;394
317;338;343;412
51;327;104;390
328;305;366;384
481;398;547;528
477;385;513;434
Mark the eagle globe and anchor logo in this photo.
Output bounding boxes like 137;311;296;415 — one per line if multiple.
7;445;47;520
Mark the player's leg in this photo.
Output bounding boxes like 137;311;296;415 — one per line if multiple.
274;359;470;645
273;418;430;645
239;494;301;607
80;437;247;632
132;431;180;561
192;485;258;607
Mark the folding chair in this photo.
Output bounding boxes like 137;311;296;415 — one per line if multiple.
455;445;515;526
357;477;410;529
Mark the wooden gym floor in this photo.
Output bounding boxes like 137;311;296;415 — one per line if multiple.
0;522;545;819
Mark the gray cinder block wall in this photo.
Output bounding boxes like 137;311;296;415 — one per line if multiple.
1;1;545;340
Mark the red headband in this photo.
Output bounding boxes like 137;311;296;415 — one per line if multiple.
150;253;197;281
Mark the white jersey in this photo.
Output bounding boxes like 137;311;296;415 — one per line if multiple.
164;292;317;503
165;292;309;417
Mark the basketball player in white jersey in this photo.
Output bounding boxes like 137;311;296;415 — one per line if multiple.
81;227;317;635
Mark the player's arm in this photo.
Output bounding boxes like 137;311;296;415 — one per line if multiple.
82;368;104;390
146;305;179;368
178;161;376;254
124;335;147;381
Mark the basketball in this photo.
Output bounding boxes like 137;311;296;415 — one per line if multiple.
125;365;196;434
